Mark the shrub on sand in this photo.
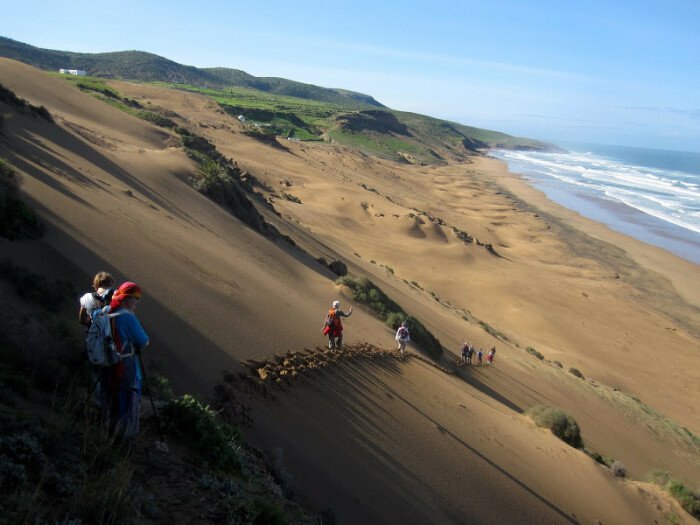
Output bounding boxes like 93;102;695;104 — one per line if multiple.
0;159;45;240
569;367;584;379
525;346;544;360
588;451;614;467
526;405;582;448
384;311;405;330
192;159;266;232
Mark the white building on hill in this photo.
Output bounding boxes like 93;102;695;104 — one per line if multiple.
59;69;87;76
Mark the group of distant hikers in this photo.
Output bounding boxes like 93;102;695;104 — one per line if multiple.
322;300;495;365
78;273;492;439
78;272;149;439
459;343;496;366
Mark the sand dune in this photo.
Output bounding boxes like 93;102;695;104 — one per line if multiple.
1;60;698;522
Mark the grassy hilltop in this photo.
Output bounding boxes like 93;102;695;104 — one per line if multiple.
0;36;383;107
1;35;553;164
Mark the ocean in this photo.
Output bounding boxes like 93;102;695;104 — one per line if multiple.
491;143;700;265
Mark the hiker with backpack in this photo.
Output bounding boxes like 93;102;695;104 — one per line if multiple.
322;300;352;350
477;348;483;365
78;271;115;327
106;282;150;438
395;321;410;355
467;344;475;364
78;271;115;416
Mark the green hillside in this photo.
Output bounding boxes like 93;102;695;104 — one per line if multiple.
152;82;552;162
3;35;555;163
203;67;382;107
0;36;383;108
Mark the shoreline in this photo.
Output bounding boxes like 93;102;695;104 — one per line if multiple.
473;156;700;329
490;150;700;266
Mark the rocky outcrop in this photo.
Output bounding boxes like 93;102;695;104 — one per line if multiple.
327;259;347;276
317;257;348;276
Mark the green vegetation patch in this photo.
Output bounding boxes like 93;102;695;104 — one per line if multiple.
326;129;428;162
526;404;582;448
74;77;121;99
478;320;509;341
191;157;266;232
337;276;442;358
166;83;334;140
525;346;544;360
586;386;700;474
60;74;176;128
647;470;700;518
588;451;616;467
569;367;584;379
98;95;176;128
173;127;268;233
281;192;301;204
0;413;137;523
0;159;45;240
162;394;242;473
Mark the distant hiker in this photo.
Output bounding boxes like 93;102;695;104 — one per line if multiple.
459;341;469;365
487;348;495;365
107;282;149;438
477;348;483;365
78;271;115;327
467;344;475;364
395;321;410;355
323;300;352;350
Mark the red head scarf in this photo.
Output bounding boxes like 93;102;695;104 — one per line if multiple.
110;281;142;310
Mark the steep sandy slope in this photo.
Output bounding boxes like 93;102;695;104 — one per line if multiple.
0;59;394;394
112;79;700;484
0;60;697;522
119;78;698;430
247;354;691;524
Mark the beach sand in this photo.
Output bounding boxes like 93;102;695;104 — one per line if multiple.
1;58;698;522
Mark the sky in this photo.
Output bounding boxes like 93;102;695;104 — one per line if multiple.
3;0;700;152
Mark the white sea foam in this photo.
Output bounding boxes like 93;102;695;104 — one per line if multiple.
492;149;700;236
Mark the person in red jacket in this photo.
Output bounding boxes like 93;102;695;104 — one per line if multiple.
322;300;352;349
107;282;149;438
